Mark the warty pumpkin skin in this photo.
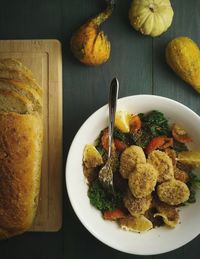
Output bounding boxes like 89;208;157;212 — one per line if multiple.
166;37;200;93
70;1;115;66
129;0;174;37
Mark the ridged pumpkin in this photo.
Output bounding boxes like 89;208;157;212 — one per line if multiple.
166;37;200;93
70;1;115;66
129;0;174;37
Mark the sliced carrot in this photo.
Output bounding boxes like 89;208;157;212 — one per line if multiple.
114;139;127;152
159;137;173;149
103;208;126;220
172;124;192;143
101;128;109;151
145;136;173;154
101;128;115;152
129;115;141;133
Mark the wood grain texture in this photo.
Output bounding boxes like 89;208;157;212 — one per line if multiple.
0;40;63;232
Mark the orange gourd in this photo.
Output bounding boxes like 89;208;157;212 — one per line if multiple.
70;1;115;66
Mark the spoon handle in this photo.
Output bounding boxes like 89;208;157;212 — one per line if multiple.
108;78;119;158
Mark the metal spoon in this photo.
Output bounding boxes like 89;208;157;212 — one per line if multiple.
98;77;119;192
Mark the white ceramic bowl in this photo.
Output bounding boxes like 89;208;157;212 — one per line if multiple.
66;95;200;255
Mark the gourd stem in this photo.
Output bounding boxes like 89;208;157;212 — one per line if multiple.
149;3;155;12
92;0;115;26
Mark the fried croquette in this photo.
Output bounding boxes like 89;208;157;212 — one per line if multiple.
152;198;179;228
120;145;146;179
128;164;158;198
147;150;174;183
154;199;179;223
123;189;152;216
157;180;190;205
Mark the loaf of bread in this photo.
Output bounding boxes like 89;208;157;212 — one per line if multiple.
0;113;43;239
0;58;43;239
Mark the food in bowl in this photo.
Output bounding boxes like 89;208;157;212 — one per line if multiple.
83;110;200;233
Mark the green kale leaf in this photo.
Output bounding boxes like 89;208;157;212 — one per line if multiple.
135;110;170;148
88;180;123;212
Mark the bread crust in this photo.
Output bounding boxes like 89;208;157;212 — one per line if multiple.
0;79;42;113
0;69;42;96
0;112;43;239
0;59;34;78
0;89;33;114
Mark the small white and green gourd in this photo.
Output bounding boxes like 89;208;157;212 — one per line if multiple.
129;0;174;37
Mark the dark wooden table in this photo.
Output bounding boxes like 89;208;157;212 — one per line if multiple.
0;0;200;258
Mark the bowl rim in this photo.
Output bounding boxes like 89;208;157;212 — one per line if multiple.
65;94;200;255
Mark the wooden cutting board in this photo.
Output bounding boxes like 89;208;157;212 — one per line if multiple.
0;40;63;232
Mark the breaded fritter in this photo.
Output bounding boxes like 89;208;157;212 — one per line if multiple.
128;163;158;198
157;180;190;205
154;199;179;222
120;145;146;179
147;150;174;183
123;189;152;216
